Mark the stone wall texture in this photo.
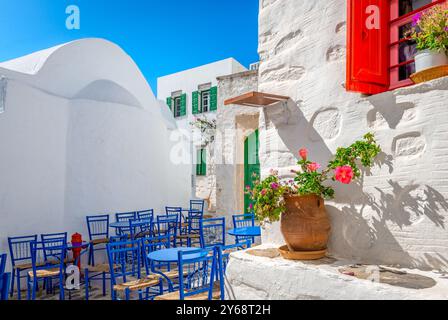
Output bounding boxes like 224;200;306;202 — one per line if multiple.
258;0;448;271
216;70;259;227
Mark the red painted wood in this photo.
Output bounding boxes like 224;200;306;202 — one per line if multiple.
347;0;390;94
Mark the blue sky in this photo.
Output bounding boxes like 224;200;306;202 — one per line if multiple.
0;0;259;95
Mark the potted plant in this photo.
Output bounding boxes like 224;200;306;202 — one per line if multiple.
408;3;448;72
246;133;381;257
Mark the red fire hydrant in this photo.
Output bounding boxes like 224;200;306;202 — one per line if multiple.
71;233;83;270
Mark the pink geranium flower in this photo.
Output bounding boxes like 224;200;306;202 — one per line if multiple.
261;189;267;196
334;166;354;184
299;148;308;160
307;162;321;172
270;182;279;190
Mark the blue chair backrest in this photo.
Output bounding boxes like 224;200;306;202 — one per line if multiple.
129;219;153;240
40;233;68;260
115;211;136;222
165;207;182;215
137;209;154;221
190;200;205;215
232;214;255;228
8;235;38;267
0;254;6;275
201;218;226;248
142;233;171;272
86;214;110;240
0;272;11;301
178;247;220;300
157;214;178;235
107;239;142;284
30;239;67;277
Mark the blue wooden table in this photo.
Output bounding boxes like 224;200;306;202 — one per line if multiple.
147;247;206;291
228;226;261;237
147;247;204;263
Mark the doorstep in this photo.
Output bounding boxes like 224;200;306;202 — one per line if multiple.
224;244;448;300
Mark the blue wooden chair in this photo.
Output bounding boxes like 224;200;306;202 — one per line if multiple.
155;247;222;300
137;209;154;221
201;218;226;248
0;253;8;300
0;253;6;275
190;200;205;216
129;218;153;240
107;239;162;300
115;211;137;236
157;214;178;246
8;235;38;300
142;233;174;289
27;239;67;300
86;214;110;266
232;213;256;244
40;232;69;263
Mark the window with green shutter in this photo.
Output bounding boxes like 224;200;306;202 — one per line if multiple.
196;148;207;176
210;86;217;111
192;91;199;115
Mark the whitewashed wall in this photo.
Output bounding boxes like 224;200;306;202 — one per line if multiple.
0;39;190;270
157;59;247;205
258;0;448;271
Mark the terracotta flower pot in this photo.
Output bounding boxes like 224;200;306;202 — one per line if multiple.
280;194;331;252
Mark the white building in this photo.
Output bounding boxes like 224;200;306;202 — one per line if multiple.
157;59;247;209
0;38;191;263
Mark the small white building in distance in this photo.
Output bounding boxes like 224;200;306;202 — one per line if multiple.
157;59;247;210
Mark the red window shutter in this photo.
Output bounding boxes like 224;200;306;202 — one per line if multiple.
347;0;390;95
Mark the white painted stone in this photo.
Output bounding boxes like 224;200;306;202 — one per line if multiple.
225;245;448;300
255;0;448;272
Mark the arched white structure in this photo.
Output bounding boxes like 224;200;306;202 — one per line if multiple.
0;39;190;264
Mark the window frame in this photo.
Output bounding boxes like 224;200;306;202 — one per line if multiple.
389;0;446;90
200;90;210;114
173;95;182;118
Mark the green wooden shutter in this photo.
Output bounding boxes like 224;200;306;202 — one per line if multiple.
192;91;199;115
196;149;207;176
180;94;187;117
166;97;172;111
201;149;207;176
210;86;217;111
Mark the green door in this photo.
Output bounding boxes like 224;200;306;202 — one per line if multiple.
244;130;260;214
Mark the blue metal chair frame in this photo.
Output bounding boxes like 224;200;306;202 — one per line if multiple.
27;239;67;300
8;235;38;300
232;213;256;244
115;211;137;236
178;247;221;300
86;214;110;266
107;239;162;300
201;218;226;249
0;253;6;275
129;218;153;240
40;232;68;262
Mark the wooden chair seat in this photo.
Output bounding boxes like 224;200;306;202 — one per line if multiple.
86;263;114;273
28;268;60;278
90;238;109;245
14;263;35;270
147;269;188;281
155;283;221;300
114;278;160;292
177;234;201;239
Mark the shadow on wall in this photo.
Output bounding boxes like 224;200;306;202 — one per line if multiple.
267;99;448;271
328;180;447;271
